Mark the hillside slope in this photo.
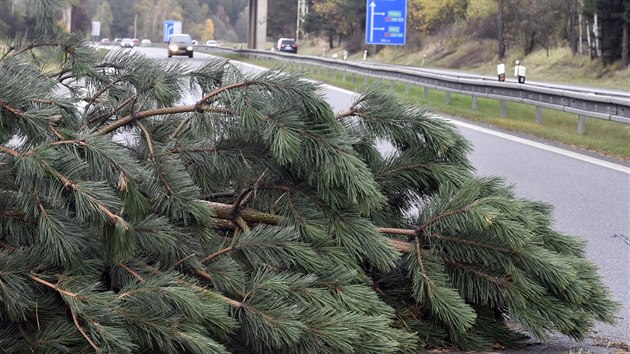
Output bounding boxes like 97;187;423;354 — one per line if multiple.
298;37;629;91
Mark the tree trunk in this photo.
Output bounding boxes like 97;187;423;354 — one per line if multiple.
594;13;602;58
578;14;584;54
622;22;629;67
569;0;578;55
497;0;505;60
328;33;334;49
587;22;593;58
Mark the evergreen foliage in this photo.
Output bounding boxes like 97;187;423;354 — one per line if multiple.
0;3;619;352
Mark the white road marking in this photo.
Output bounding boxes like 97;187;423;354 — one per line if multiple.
444;120;630;174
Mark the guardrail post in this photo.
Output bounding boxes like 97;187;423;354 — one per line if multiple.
342;69;346;81
472;96;478;111
333;69;337;80
316;66;321;76
535;106;542;124
364;76;369;85
352;72;356;83
405;83;410;95
390;80;395;91
500;100;507;117
423;87;429;99
577;115;586;135
445;92;451;105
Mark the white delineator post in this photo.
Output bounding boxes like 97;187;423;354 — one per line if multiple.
497;63;506;82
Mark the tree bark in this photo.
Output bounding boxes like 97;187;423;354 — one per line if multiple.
569;0;578;55
594;13;602;58
578;14;584;54
587;22;593;58
622;21;629;67
497;0;505;60
201;201;412;252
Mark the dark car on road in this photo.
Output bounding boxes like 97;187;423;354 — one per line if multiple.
167;34;194;58
277;38;298;54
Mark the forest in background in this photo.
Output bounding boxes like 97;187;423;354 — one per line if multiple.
0;0;249;43
0;0;628;67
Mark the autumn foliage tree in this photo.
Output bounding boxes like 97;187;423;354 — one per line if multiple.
0;1;619;352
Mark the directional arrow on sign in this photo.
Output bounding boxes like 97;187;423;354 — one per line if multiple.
369;1;386;42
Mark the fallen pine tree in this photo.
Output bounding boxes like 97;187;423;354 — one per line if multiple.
0;1;618;352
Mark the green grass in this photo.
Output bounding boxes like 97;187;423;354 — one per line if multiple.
220;55;630;161
362;41;630;92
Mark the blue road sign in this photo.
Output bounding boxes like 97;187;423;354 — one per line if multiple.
163;20;182;42
365;0;407;45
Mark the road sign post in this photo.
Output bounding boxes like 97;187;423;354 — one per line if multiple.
365;0;407;46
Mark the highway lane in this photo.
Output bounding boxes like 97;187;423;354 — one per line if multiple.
129;46;630;351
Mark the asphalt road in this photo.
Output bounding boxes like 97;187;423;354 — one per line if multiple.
129;46;630;352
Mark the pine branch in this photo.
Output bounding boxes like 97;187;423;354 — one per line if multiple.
48;139;89;148
99;80;256;134
172;254;197;268
29;274;78;298
190;270;243;308
0;241;17;251
135;263;244;309
197;80;255;106
83;77;124;115
0;46;14;61
171;146;218;154
201;246;234;264
373;162;435;180
17;324;35;347
0;99;27;118
427;231;519;255
0;41;67;61
171;106;234;140
138;122;179;197
70;307;100;352
232;170;268;219
88;94;137;126
335;107;368;121
413;234;432;287
444;260;512;287
30;98;56;104
204;201;411;252
118;263;145;282
171;116;195;140
98;104;197;134
34;157;122;224
204;201;282;226
0;146;19;157
420;200;485;231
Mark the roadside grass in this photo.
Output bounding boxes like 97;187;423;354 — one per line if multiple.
363;41;630;92
222;55;630;161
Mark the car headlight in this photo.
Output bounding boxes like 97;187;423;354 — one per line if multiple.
186;46;193;51
169;45;178;52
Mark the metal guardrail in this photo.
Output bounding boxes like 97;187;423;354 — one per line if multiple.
204;46;630;128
